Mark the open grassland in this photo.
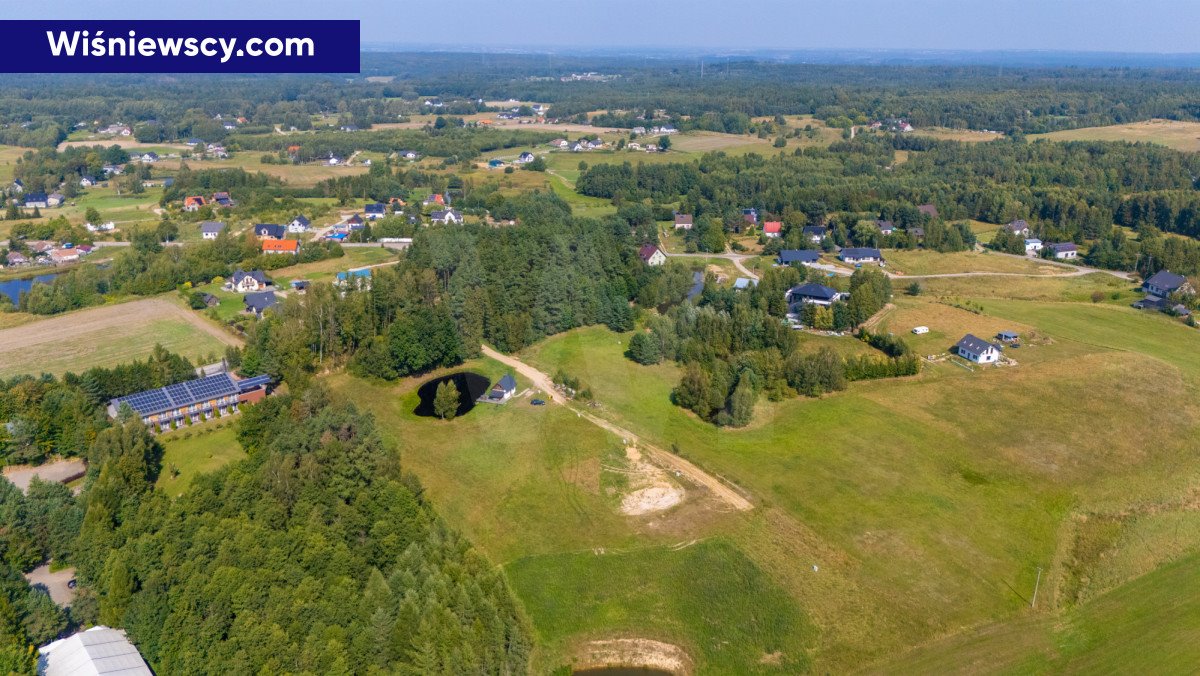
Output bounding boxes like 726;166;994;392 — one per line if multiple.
1031;119;1200;152
518;286;1200;670
156;155;369;187
0;296;239;379
155;424;245;497
877;550;1200;674
508;539;814;674
885;250;1066;277
0;145;29;182
910;127;1006;143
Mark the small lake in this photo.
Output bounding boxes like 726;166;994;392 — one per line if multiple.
413;372;491;418
0;273;57;305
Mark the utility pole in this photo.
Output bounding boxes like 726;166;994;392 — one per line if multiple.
1031;567;1043;608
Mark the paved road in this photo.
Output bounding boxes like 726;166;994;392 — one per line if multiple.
481;344;754;511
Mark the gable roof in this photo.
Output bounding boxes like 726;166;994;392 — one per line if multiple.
199;220;226;234
24;192;48;203
292;214;310;226
1006;219;1029;232
364;202;386;214
496;374;517;392
789;282;841;302
840;247;882;259
244;291;278;314
875;219;895;231
1049;242;1078;253
778;249;820;264
1144;269;1188;293
232;269;268;285
763;221;782;234
254;223;286;239
638;244;663;262
802;225;828;236
262;239;299;253
38;626;153;676
674;213;693;226
955;333;999;354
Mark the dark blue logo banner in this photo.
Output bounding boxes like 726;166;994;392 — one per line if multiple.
0;20;360;73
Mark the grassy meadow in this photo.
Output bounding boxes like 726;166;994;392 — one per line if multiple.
1031;119;1200;152
155;424;246;497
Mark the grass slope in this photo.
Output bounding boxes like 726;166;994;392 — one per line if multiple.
155;424;246;496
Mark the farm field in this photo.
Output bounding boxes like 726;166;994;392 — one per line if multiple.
155;424;246;497
910;127;1006;143
0;145;29;182
1031;119;1200;152
515;284;1200;670
0;296;240;379
155;155;370;187
884;249;1069;276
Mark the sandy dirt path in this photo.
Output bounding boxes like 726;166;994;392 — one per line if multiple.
481;345;753;511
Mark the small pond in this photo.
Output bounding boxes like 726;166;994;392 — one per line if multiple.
413;371;491;418
0;273;57;305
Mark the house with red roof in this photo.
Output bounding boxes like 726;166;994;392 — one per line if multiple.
638;244;666;266
763;221;782;238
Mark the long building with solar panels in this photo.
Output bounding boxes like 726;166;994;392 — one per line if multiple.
107;372;273;431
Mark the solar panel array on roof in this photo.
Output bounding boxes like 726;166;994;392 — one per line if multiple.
237;375;273;392
111;373;239;417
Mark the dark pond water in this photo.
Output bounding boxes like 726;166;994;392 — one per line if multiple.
413;372;490;418
0;273;57;305
574;669;673;676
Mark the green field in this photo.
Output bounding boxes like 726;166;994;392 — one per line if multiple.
885;249;1067;276
155;424;246;496
516;286;1200;670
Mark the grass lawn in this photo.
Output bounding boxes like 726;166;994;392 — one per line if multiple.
1030;119;1200;153
884;250;1066;276
155;424;246;496
0;145;30;183
508;539;814;674
911;127;1006;143
518;291;1200;669
0;296;238;379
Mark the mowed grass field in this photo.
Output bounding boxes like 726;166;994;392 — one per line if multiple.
155;424;246;497
885;249;1069;276
0;296;240;379
1031;119;1200;152
516;280;1200;670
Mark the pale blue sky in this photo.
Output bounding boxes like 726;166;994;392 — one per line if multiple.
15;1;1200;53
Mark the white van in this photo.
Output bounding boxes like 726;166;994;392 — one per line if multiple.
912;326;929;335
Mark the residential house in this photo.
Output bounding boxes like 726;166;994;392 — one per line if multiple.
230;269;270;293
364;203;387;220
875;219;895;235
673;213;694;230
38;626;153;676
290;280;310;293
186;137;203;146
211;192;234;208
139;152;159;163
839;247;884;264
802;225;828;244
777;249;821;266
955;334;1002;364
102;164;123;176
763;221;783;238
1006;219;1031;237
1047;242;1078;260
23;192;48;209
47;193;64;207
243;291;278;318
487;159;505;169
1142;269;1194;298
550;139;569;149
183;195;207;212
79;176;97;187
5;251;28;266
787;282;844;310
25;241;54;254
917;204;939;219
254;223;286;240
742;208;759;225
516;152;536;164
423;193;446;207
10;179;24;193
335;269;372;290
85;221;114;232
733;277;757;290
288;215;311;233
100;124;132;136
262;239;300;255
1024;238;1043;254
486;374;518;403
909;226;926;241
49;248;80;265
345;214;365;230
399;150;420;160
431;209;463;225
206;144;229;158
638;244;667;266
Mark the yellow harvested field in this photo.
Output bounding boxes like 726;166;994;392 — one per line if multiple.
885;250;1069;277
0;297;241;379
1032;119;1200;152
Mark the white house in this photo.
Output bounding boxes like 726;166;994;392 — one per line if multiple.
1024;238;1043;254
288;215;311;233
638;244;667;266
230;269;270;293
1048;242;1078;260
839;247;884;265
673;213;693;230
786;282;844;310
955;334;1001;364
200;221;226;239
430;208;463;225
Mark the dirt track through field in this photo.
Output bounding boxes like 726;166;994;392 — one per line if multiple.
481;344;754;511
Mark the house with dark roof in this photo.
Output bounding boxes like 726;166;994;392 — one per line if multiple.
199;221;226;239
243;291;278;318
485;374;518;403
638;244;666;266
839;247;884;264
364;203;387;220
787;282;844;310
211;191;235;207
1047;242;1078;260
288;215;311;233
918;203;939;219
139;152;159;163
777;249;820;266
1142;270;1193;298
875;220;895;235
183;195;207;212
741;208;759;225
801;225;828;244
10;179;23;193
1006;219;1031;237
423;193;446;206
230;269;270;293
955;334;1001;364
23;192;49;209
673;213;694;230
431;208;463;225
254;223;286;240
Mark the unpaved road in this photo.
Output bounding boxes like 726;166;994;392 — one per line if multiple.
665;252;760;280
481;345;754;511
3;459;86;493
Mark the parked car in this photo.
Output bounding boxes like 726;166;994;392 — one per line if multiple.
531;399;546;406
